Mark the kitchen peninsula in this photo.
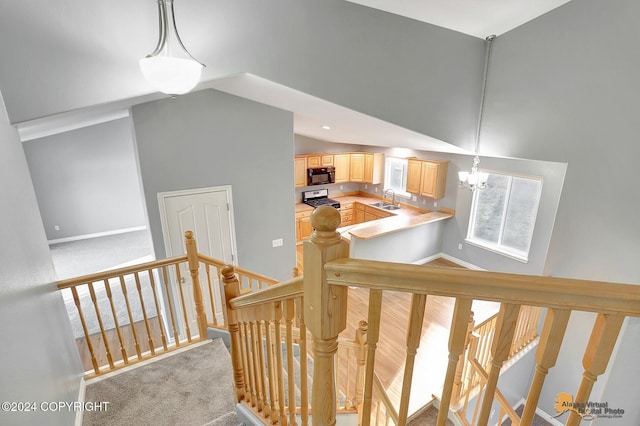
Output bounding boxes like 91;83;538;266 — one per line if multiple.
296;193;454;264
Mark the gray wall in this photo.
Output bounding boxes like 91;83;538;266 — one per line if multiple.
476;0;640;421
131;89;295;281
0;91;82;426
0;0;485;156
23;118;146;240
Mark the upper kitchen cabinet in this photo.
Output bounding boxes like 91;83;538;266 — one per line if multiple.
406;158;449;199
364;153;384;185
350;152;384;184
349;153;365;182
334;154;350;183
294;156;307;188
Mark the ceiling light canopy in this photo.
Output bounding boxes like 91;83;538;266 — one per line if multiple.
140;0;205;95
459;35;495;191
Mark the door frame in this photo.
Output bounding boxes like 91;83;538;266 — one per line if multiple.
157;185;238;263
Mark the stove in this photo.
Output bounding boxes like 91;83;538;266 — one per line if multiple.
302;188;340;210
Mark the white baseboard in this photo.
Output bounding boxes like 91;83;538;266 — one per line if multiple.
437;252;485;270
48;226;147;245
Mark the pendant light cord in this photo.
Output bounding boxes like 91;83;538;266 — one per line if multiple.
474;35;496;156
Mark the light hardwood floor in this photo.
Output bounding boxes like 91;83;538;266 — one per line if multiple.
298;242;499;414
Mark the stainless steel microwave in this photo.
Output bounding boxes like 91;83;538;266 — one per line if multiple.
307;166;335;186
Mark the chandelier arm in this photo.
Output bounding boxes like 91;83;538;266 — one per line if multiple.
167;0;206;67
147;0;169;58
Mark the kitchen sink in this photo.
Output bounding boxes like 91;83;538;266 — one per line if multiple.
370;201;401;210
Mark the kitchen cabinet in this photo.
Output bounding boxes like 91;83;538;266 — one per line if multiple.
354;202;365;224
364;153;384;184
307;155;321;168
406;158;422;194
349;153;365;182
296;209;313;242
334;154;350;183
340;202;353;226
406;158;449;199
321;155;334;166
294;156;307;188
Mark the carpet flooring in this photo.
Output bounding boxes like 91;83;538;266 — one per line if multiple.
83;339;237;426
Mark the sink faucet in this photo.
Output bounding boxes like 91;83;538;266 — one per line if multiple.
383;188;395;205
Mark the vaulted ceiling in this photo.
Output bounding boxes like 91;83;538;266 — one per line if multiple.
0;0;573;150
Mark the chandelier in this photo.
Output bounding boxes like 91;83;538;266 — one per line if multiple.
139;0;205;95
459;35;495;191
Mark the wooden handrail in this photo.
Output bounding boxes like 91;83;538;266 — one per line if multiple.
197;253;279;286
229;276;303;309
324;258;640;316
56;255;187;289
372;372;399;424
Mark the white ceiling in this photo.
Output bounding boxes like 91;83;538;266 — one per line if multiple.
15;0;574;152
346;0;573;39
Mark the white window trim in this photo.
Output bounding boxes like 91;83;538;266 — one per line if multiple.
465;170;543;263
384;157;410;198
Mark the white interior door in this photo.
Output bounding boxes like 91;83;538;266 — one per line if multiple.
158;186;237;339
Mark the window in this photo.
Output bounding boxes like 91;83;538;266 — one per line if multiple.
384;157;408;196
467;172;543;261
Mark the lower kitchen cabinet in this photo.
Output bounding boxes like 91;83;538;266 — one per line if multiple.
296;210;313;242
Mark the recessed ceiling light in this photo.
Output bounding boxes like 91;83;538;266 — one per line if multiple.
321;125;331;130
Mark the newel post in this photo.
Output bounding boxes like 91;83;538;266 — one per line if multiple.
304;206;349;426
185;231;208;339
221;265;246;402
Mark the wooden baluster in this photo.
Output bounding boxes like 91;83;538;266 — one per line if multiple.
175;264;192;342
104;278;128;364
398;293;427;424
273;302;288;425
566;313;625;426
521;308;570;424
437;298;473;426
303;206;349;426
161;265;180;346
296;296;309;426
134;271;155;355
256;319;269;418
284;299;297;426
88;281;115;369
240;321;254;407
249;321;263;412
452;311;475;405
353;321;368;419
362;289;383;426
205;263;218;326
120;275;142;359
185;231;207;339
71;286;99;374
242;321;257;407
264;313;279;423
221;264;245;401
148;269;168;351
476;302;521;426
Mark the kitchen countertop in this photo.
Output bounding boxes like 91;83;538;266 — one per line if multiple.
296;193;454;240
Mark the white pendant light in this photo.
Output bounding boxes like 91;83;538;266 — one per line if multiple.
459;35;495;191
140;0;205;95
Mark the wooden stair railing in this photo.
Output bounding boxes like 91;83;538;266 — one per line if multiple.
305;206;640;426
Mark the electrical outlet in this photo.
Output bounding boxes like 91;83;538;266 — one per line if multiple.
434;201;438;208
272;238;283;248
374;187;377;192
365;184;368;189
458;243;463;250
340;185;344;190
412;195;417;202
54;225;60;231
422;198;426;205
